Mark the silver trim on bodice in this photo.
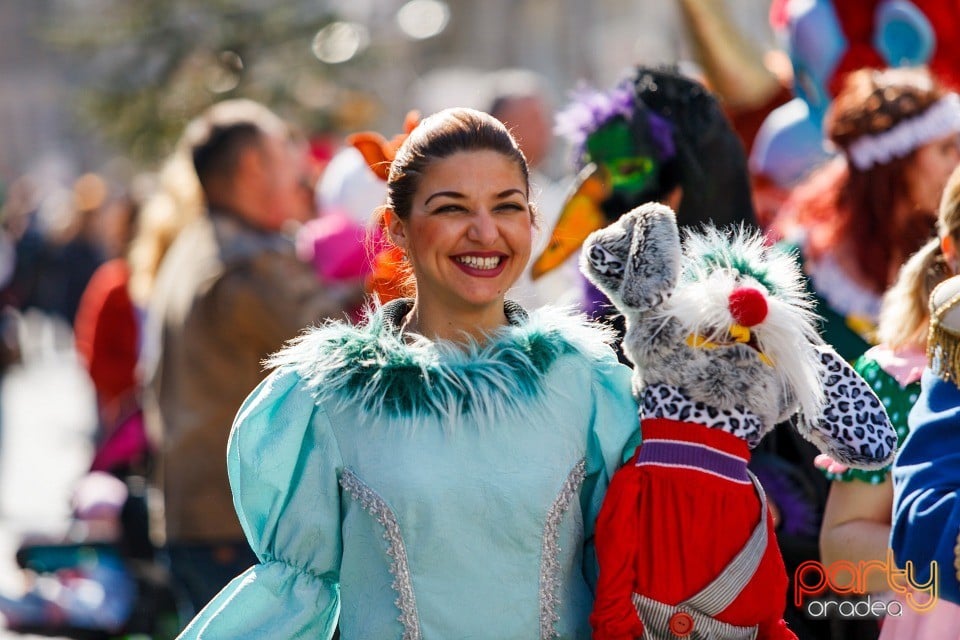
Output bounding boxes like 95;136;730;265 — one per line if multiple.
340;468;422;640
539;458;587;639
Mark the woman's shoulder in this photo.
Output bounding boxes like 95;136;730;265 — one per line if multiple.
265;301;400;394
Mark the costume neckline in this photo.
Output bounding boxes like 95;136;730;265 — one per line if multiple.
269;300;613;423
381;298;529;338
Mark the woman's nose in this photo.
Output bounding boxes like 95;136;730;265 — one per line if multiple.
467;209;499;244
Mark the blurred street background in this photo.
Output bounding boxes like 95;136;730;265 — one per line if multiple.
0;313;96;640
0;0;776;189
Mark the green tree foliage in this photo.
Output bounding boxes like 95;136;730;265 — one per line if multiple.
44;0;374;167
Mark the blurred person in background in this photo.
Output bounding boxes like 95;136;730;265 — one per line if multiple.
78;149;211;474
752;0;960;229
45;173;110;326
0;174;106;327
142;98;361;626
487;68;555;176
73;188;146;470
0;177;37;372
0;180;176;636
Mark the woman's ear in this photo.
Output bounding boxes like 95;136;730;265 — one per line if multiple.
384;208;407;251
529;201;541;229
942;233;958;273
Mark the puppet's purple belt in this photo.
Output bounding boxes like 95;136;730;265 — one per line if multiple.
635;439;750;484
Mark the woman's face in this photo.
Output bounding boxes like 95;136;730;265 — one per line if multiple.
907;133;960;213
389;149;532;315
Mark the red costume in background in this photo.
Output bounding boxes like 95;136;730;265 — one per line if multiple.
74;258;139;433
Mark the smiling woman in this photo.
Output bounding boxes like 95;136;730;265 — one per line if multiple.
173;107;642;640
386;147;533;341
382;108;536;342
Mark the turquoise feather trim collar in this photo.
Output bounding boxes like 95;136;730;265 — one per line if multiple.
268;298;618;422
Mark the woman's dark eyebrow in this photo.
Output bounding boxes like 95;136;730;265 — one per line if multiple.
424;191;464;206
424;188;525;206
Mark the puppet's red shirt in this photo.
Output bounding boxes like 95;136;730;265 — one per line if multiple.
590;418;796;640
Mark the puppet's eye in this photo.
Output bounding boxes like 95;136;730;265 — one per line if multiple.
715;267;739;280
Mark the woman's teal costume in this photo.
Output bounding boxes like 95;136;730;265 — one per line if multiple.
178;299;640;639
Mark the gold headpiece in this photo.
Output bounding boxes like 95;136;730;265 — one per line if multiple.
927;276;960;383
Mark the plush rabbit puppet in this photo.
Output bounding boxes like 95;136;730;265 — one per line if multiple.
583;203;896;640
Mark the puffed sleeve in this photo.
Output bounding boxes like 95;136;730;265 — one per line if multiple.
580;351;642;589
177;367;342;639
891;370;960;607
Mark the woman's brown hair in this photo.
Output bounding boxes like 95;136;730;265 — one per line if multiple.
386;107;530;221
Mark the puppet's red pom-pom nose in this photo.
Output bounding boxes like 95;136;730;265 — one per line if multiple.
728;287;768;326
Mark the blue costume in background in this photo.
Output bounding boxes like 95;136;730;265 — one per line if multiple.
892;369;960;606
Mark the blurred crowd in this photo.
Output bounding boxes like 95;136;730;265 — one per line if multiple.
1;0;960;639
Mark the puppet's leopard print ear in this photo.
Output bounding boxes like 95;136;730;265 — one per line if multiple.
798;347;897;469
